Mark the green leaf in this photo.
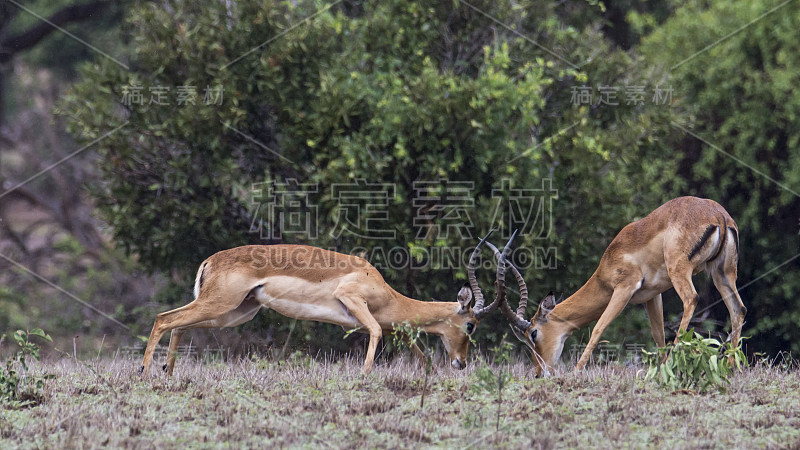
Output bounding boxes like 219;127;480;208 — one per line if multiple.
709;355;719;373
29;329;53;342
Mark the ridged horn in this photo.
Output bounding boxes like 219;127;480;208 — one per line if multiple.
468;229;494;316
485;237;532;331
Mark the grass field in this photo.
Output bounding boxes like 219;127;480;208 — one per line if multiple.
2;353;799;449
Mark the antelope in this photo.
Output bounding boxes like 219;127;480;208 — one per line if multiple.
496;196;747;376
139;235;514;377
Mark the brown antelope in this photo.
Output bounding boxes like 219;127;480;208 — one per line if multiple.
139;234;514;376
495;196;747;376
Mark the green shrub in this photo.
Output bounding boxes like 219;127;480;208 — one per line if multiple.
391;321;433;409
641;329;746;393
0;329;54;408
471;336;514;431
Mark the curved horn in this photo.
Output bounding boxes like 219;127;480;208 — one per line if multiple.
468;229;494;315
514;266;529;318
485;238;532;331
483;230;516;313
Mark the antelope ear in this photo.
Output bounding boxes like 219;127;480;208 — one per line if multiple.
457;282;472;311
537;291;557;320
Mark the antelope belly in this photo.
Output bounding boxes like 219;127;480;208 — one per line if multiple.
253;279;361;328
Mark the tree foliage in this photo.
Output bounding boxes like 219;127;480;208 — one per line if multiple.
640;0;800;353
63;0;688;353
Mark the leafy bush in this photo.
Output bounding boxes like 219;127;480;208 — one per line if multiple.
641;330;746;393
391;321;433;408
0;329;54;408
471;337;514;431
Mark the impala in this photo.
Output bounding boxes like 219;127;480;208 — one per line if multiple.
496;196;747;376
139;235;514;376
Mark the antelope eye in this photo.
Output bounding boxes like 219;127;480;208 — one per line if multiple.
466;322;476;335
530;329;538;342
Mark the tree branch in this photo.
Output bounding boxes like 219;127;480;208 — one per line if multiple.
0;1;110;63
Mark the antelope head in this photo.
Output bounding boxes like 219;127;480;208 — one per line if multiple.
483;240;558;377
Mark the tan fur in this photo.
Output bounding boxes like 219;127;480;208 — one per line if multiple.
515;197;747;376
141;245;478;376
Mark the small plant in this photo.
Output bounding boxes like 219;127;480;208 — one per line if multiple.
0;329;54;408
641;329;747;393
391;321;433;409
287;349;315;370
471;336;514;432
754;351;796;371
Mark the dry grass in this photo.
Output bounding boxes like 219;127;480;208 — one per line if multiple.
1;353;800;449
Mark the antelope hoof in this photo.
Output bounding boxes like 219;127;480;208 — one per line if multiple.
451;359;466;370
162;364;168;373
138;365;144;376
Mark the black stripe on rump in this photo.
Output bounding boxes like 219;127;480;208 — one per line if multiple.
689;225;718;260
